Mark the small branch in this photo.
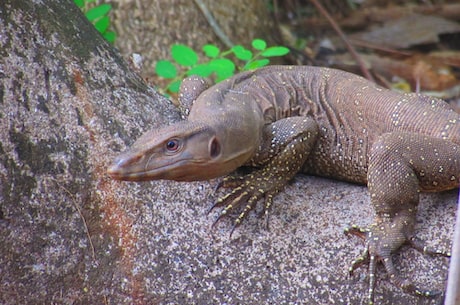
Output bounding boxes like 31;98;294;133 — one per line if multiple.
445;189;460;305
308;0;374;82
56;180;96;260
349;38;413;57
298;3;460;30
193;0;233;48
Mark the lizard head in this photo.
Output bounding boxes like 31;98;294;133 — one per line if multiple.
107;121;251;182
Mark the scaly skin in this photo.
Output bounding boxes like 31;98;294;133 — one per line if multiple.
108;66;460;304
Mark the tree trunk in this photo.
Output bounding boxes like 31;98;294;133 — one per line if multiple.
0;0;176;303
0;1;456;304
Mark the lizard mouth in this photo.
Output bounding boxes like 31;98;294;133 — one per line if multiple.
107;157;222;182
108;155;244;182
107;157;189;181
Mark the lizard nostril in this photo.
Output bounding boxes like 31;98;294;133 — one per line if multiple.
107;153;142;176
107;160;124;176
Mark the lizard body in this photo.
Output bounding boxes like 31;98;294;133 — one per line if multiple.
108;66;460;304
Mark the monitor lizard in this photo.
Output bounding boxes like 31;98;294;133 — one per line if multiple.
107;65;460;304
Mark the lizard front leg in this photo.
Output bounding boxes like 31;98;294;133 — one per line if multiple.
348;132;459;304
210;116;319;234
178;76;210;117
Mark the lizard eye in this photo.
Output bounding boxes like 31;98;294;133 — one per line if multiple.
165;139;180;152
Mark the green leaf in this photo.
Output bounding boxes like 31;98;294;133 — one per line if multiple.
155;60;177;78
231;45;253;61
167;80;182;93
251;39;267;51
94;16;110;34
209;58;235;81
74;0;84;8
186;64;214;77
261;46;290;57
244;59;270;70
103;31;116;43
171;44;198;66
209;58;235;73
203;44;220;58
85;4;112;21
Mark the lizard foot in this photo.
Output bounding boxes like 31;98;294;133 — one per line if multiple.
345;222;449;304
209;169;278;236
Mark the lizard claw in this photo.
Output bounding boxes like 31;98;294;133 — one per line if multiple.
206;169;252;215
408;236;451;257
211;185;275;233
209;183;276;237
208;169;282;235
345;223;446;304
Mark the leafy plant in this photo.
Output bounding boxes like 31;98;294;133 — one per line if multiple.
155;38;290;94
74;0;117;43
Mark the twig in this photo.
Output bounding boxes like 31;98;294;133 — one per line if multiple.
193;0;233;48
56;180;96;260
445;189;460;305
349;38;413;57
308;0;374;82
299;3;460;30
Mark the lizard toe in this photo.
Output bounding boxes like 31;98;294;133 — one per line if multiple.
210;173;282;234
210;186;251;226
347;222;445;304
207;169;255;214
408;236;451;257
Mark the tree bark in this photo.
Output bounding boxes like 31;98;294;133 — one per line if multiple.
0;0;176;303
0;1;456;304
